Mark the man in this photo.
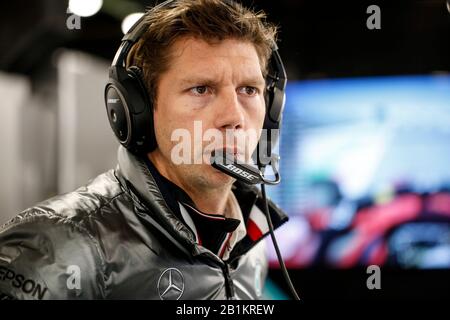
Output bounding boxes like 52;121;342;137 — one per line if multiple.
0;0;288;300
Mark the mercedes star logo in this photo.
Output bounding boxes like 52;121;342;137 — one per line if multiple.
157;268;184;300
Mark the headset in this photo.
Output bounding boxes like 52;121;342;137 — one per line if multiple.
104;0;300;300
104;0;286;158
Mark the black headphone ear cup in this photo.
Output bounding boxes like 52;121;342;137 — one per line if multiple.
105;65;157;154
126;66;158;153
127;66;148;105
105;80;131;145
268;86;285;124
255;50;286;165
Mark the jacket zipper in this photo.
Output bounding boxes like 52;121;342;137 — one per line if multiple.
222;263;235;300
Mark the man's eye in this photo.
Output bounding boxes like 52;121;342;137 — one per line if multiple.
238;86;259;96
190;86;209;95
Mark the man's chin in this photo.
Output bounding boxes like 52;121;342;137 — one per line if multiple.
208;167;236;187
177;163;235;190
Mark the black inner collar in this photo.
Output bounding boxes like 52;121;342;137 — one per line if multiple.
144;157;243;255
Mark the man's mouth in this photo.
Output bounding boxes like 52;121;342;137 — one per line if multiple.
223;146;244;156
206;147;245;158
207;147;249;167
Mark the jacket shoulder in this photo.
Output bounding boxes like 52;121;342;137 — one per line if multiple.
18;170;124;223
0;209;107;299
0;170;125;299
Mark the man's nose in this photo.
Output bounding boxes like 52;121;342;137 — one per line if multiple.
213;88;245;130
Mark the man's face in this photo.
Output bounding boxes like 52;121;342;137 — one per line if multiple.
150;36;266;190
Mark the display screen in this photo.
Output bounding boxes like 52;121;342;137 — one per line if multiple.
267;75;450;269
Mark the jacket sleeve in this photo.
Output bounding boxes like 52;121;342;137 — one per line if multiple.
0;210;107;300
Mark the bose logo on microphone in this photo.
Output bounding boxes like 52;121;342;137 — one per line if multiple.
224;164;257;181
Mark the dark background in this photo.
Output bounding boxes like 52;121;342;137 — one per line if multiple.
1;0;449;79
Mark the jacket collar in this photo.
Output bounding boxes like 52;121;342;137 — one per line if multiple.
115;146;288;259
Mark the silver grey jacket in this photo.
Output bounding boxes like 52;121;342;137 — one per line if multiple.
0;147;288;300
